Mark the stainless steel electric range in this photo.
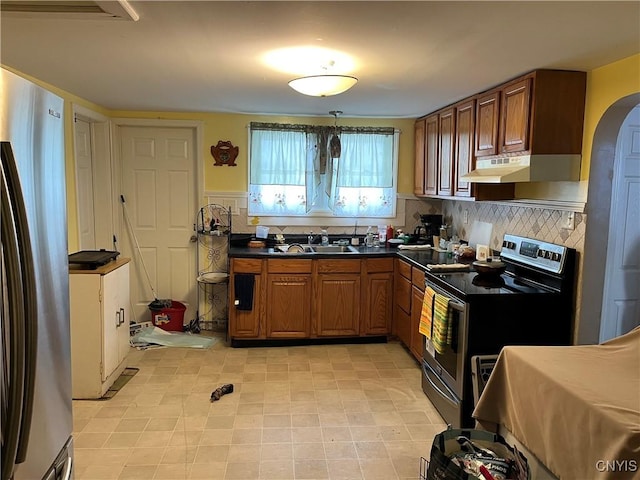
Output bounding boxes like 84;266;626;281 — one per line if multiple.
404;234;576;428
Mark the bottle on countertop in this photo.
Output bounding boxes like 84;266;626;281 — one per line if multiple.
365;226;374;247
321;229;329;246
386;225;394;244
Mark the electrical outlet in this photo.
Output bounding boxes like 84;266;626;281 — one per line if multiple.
463;210;469;224
562;211;575;230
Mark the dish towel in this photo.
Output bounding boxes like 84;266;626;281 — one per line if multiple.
419;286;436;339
234;274;255;311
419;286;452;354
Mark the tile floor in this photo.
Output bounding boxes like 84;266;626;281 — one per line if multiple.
72;335;447;480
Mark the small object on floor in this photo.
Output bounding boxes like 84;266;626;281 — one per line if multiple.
210;383;234;402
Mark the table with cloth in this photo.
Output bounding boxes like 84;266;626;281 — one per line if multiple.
473;326;640;480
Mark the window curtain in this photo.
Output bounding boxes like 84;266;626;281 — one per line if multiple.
335;130;394;188
250;125;306;185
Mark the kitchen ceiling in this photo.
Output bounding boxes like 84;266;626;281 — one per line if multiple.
1;1;639;118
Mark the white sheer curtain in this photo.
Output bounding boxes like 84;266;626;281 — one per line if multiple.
336;131;394;187
250;128;306;185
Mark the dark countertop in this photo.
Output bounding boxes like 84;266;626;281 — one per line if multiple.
228;245;398;258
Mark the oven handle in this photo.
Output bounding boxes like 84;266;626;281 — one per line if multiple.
422;361;459;404
424;280;466;312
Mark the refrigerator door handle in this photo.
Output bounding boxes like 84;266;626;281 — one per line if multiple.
0;142;39;467
60;456;73;480
1;142;26;480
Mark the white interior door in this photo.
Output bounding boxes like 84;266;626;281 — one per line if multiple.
74;117;96;250
600;105;640;342
119;126;197;324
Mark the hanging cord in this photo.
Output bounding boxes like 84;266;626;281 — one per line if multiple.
120;195;159;301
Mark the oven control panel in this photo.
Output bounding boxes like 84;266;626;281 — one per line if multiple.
500;234;567;274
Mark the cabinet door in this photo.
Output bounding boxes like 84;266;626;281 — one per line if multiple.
266;274;311;338
437;108;455;196
414;118;426;196
101;270;121;381
394;304;411;349
316;273;361;336
424;114;439;196
115;263;130;366
500;78;531;153
363;272;393;335
410;285;425;361
475;90;500;157
229;259;263;338
454;99;475;198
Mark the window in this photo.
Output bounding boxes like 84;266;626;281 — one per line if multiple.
248;122;398;218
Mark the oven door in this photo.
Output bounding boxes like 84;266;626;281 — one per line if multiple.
421;360;463;428
422;280;467;398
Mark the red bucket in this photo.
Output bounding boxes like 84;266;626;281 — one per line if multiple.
149;300;186;332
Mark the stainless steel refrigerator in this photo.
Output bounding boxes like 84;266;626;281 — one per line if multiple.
1;68;74;480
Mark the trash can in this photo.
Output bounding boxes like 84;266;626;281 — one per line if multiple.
149;300;186;332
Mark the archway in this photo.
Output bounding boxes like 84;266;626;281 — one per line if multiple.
578;93;640;344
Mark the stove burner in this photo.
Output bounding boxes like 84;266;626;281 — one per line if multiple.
471;273;506;288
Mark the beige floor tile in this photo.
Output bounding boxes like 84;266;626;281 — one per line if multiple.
291;427;323;443
233;413;264;428
136;431;172;448
78;464;123;479
293;459;329;479
231;428;262;444
224;461;260;479
349;427;382;442
82;417;122;433
74;432;110;449
153;463;191;479
261;443;293;461
358;458;399;480
125;447;166;466
199;429;233;446
293;442;325;460
354;441;388;459
188;462;226;479
193;445;230;463
323;442;358;460
146;417;179;431
118;465;158;479
205;416;235;429
326;458;363;480
259;460;295;479
169;430;203;447
115;418;151;432
262;427;293;444
321;426;352;442
291;413;320;427
104;432;142;448
227;443;261;462
161;445;197;464
263;414;292;428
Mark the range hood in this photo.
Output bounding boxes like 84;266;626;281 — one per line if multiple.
460;154;581;183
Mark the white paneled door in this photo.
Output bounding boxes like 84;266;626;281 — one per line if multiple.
601;105;640;341
119;126;197;325
74;117;96;250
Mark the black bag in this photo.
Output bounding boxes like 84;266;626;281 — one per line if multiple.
427;428;529;480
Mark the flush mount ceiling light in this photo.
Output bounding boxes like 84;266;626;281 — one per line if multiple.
288;75;358;97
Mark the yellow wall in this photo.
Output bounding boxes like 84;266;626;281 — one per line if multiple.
580;53;640;180
109;110;415;195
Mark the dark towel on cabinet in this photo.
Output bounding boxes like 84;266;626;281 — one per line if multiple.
234;274;255;311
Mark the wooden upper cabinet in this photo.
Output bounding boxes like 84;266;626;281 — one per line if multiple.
500;78;532;153
424;114;439;196
454;99;475;198
475;90;500;157
414;118;426;196
437;108;455;196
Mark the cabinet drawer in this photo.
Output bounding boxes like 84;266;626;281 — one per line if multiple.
397;259;412;279
267;258;312;273
232;258;263;273
412;267;426;287
316;259;361;274
364;257;394;273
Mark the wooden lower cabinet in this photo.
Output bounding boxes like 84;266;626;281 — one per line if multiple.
229;258;263;338
315;259;361;336
362;258;394;335
229;256;395;341
266;274;312;338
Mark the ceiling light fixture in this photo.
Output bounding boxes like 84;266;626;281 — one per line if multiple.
288;75;358;97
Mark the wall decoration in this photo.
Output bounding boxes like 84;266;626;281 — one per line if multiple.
211;140;238;166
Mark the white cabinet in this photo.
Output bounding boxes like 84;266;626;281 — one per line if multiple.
69;258;131;399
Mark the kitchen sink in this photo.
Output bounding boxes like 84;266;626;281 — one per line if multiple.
312;245;359;253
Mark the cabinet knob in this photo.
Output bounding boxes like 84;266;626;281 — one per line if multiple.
234;300;240;306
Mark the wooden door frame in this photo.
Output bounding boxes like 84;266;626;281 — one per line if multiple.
72;104;114;250
578;93;640;344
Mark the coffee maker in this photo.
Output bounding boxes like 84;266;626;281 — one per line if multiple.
414;214;442;245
